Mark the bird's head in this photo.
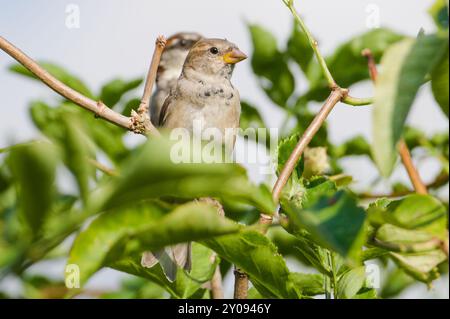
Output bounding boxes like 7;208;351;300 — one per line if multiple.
158;32;203;80
183;38;247;79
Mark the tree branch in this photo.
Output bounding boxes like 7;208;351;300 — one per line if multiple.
0;35;163;137
272;88;346;202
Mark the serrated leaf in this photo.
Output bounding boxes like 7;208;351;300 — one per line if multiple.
389;250;446;283
282;179;367;264
372;35;449;176
367;194;447;239
9;62;94;98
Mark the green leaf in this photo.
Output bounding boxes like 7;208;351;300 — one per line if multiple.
289;273;325;296
372;35;449;176
249;24;295;106
9;62;94;98
60;116;96;203
429;0;449;29
431;47;449;117
367;194;447;239
277;133;304;178
7;142;58;236
204;230;303;298
305;28;404;101
68;201;239;286
92;137;275;214
99;78;143;107
282;179;367;263
332;135;371;158
287;21;314;74
337;266;366;299
389;250;446;283
375;224;434;247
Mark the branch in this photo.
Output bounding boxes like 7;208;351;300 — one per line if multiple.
130;36;167;136
359;173;448;198
283;0;335;88
283;0;373;107
233;267;249;299
398;140;428;195
272;88;346;202
232;0;372;299
0;35;163;137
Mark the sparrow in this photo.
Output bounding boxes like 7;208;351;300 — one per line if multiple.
159;38;247;147
142;38;247;281
150;32;203;126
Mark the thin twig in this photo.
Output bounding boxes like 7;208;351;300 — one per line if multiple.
283;0;335;87
363;49;448;257
398;140;428;195
272;88;346;202
88;158;119;177
0;35;162;137
359;170;448;198
138;36;166;114
233;267;249;299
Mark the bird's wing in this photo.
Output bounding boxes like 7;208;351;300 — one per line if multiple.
158;93;175;126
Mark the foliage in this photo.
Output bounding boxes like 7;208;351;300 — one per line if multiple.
0;0;448;299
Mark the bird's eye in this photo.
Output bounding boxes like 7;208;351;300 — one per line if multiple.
180;39;188;46
210;47;219;54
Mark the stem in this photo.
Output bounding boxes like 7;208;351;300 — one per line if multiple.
138;36;166;115
0;35;162;137
233;267;249;299
283;0;335;88
398;140;428;195
330;252;338;299
342;95;373;106
272;89;345;202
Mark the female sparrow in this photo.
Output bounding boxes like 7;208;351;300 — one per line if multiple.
150;32;202;126
142;38;247;281
159;38;247;147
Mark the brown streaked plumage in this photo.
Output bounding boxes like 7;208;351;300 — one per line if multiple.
159;38;247;148
142;38;247;282
150;32;202;126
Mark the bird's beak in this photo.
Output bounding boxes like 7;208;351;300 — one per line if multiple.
223;48;248;64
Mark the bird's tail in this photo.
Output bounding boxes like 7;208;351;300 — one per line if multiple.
141;243;191;282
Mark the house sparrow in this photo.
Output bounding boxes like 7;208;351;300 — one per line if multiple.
150;32;203;126
142;38;247;281
160;38;247;147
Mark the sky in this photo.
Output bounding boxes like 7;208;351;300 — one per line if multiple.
0;0;448;298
